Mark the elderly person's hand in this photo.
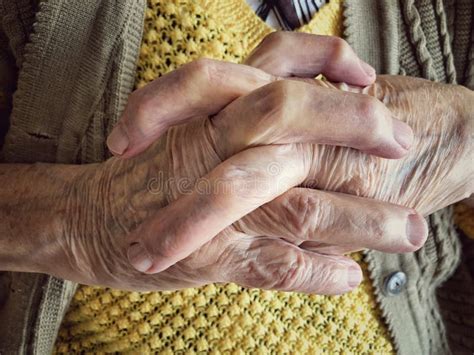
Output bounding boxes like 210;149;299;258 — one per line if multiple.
33;37;427;295
89;33;472;296
79;73;470;295
305;75;473;215
242;33;473;217
117;74;471;282
234;75;473;260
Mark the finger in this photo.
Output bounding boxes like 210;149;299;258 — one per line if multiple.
107;58;276;158
211;80;414;160
234;188;428;254
245;32;376;85
223;236;363;295
126;144;308;274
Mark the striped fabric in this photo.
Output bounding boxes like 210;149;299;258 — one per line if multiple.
247;0;328;30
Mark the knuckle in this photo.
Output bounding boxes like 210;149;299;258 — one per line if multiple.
280;190;329;240
313;260;344;293
268;80;291;105
128;90;148;117
327;37;352;65
356;96;387;146
362;211;387;243
156;234;181;259
272;252;307;291
261;31;287;47
348;202;399;246
214;163;264;203
186;58;218;83
358;95;380;118
258;80;298;122
236;245;308;292
219;162;258;183
125;91;156;135
267;79;293;98
257;32;290;73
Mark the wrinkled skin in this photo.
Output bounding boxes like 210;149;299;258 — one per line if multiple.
53;75;473;293
310;76;473;214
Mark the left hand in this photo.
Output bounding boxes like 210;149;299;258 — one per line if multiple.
245;32;473;214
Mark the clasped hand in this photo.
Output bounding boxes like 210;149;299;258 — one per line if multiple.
54;33;473;294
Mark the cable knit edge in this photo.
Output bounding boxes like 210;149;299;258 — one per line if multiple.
434;0;457;83
466;1;474;89
400;0;437;80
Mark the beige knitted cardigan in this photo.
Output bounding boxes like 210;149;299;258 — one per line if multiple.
0;0;472;354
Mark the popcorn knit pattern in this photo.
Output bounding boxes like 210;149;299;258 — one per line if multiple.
55;1;396;353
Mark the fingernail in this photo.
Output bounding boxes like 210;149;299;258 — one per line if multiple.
392;118;414;151
348;265;362;288
107;124;129;155
127;243;153;273
359;59;376;78
406;213;428;247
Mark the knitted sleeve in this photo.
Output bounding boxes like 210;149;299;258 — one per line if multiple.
0;27;15;149
397;0;474;88
344;0;474;89
447;0;474;89
0;0;40;149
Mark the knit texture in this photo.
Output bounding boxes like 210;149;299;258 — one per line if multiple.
54;1;395;353
55;256;393;354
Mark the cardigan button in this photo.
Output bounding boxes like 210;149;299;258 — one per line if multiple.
384;271;407;296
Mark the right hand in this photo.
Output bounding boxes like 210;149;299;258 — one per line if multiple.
48;46;424;294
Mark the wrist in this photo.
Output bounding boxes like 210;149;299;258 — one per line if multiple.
44;149;169;283
0;163;98;274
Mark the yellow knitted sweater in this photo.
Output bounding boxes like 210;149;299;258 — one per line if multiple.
53;0;474;353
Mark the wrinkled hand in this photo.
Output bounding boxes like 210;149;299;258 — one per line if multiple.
134;75;470;294
62;71;472;295
52;35;427;295
241;33;473;215
306;76;474;215
54;34;473;296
